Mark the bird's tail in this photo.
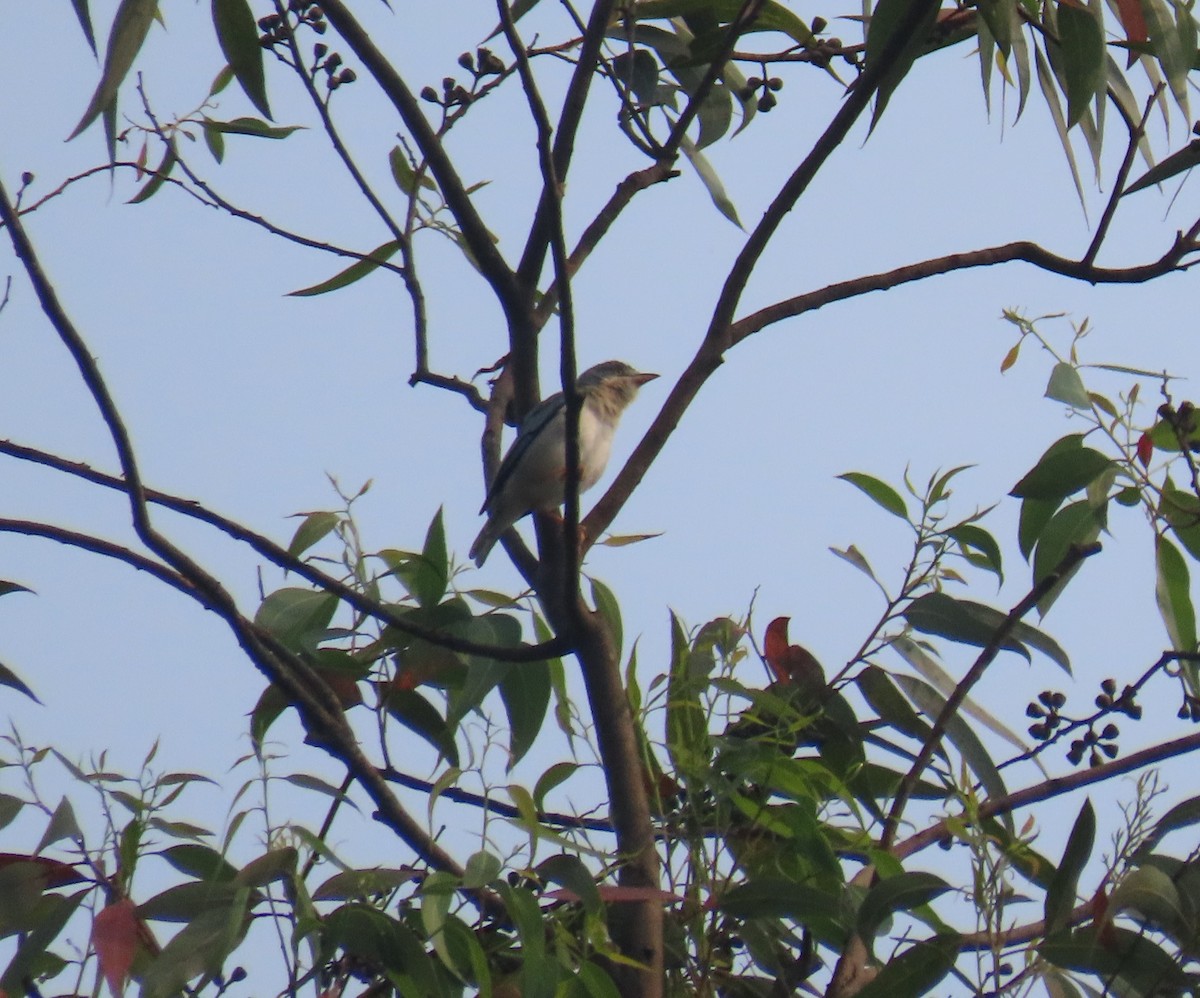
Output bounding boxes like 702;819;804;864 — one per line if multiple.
469;521;500;567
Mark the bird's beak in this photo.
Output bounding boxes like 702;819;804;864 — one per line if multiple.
634;372;659;386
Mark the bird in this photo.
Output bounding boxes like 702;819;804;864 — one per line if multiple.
469;360;658;567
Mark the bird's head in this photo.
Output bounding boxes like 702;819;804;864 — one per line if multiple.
577;360;659;415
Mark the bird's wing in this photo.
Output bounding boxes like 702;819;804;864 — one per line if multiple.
480;390;565;513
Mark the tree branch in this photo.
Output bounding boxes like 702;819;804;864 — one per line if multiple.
0;439;567;662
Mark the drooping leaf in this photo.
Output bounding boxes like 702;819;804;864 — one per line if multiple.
679;134;741;227
1035;44;1088;208
69;0;98;54
1056;2;1106;127
892;673;1009;811
92;898;141;997
946;523;1004;582
666;612;711;784
127;143;177;204
864;0;942;129
380;687;460;767
499;655;550;768
0;661;40;704
69;0;159;141
537;853;601;914
211;0;271;118
1156;534;1197;652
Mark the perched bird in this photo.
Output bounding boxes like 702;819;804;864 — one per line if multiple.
469;360;658;567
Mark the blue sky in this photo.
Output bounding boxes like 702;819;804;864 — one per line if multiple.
3;0;1200;988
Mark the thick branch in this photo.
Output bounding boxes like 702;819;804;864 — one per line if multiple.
730;229;1200;347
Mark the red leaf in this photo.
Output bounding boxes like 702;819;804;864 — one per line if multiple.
92;898;139;997
762;617;826;690
763;617;792;683
1113;0;1148;44
1136;431;1154;466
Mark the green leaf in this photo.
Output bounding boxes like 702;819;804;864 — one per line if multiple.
157;844;238;882
1044;360;1092;409
853;935;961;998
838;472;908;519
718;879;848;944
1035;44;1087;209
1010;442;1112;501
679;134;741;227
1126;137;1200;194
1156;534;1197;652
857;872;951;943
127;143;177;204
499;655;550;767
612;48;661;104
203;116;303;139
287;240;402;297
211;0;271;118
857;665;936;746
946;523;1003;582
388;145;436;196
312;867;419;900
632;0;816;46
1030;500;1103;613
533;761;577;811
35;797;82;854
0;661;40;704
69;0;98;54
537;853;601;914
286;510;340;558
1056;2;1106;127
1161;480;1200;560
903;592;1028;660
864;0;942;129
1040;924;1193;994
1143;0;1195;113
589;577;622;660
324;903;439;990
202;120;225;163
498;881;554;998
666;612;711;784
1108;863;1187;934
381;688;460;767
892;673;1009;811
1044;799;1095;932
254;587;337;652
0;891;87;996
69;0;159;141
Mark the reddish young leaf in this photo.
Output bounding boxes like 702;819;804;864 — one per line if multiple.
762;617;826;690
1137;431;1154;466
763;616;792;682
92;898;139;997
1114;0;1148;44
